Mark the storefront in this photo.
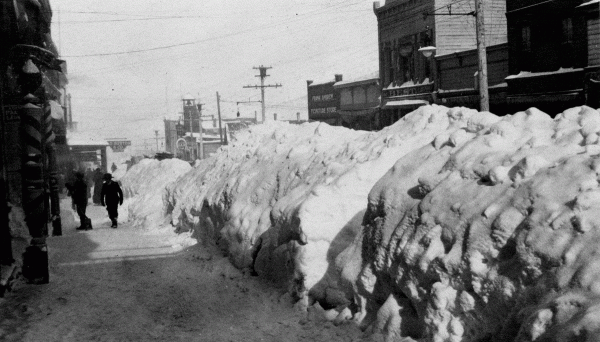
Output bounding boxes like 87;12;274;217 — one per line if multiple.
307;75;343;126
334;74;381;131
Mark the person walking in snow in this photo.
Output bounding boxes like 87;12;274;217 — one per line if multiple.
72;172;91;230
100;173;123;228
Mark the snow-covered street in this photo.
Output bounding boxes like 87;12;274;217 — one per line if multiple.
1;201;365;341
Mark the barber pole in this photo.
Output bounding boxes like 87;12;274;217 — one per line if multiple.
19;59;49;284
44;100;61;236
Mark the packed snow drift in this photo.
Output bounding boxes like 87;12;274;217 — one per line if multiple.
120;158;191;230
124;104;600;341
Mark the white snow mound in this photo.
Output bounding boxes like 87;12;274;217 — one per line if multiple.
120;158;191;230
126;104;600;341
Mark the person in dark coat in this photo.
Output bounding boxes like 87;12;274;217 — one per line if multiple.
92;168;104;205
101;173;123;228
71;172;91;230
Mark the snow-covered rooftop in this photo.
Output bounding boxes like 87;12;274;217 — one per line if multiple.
505;67;584;80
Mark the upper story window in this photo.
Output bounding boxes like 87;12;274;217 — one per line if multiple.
562;17;573;45
388;48;395;85
521;26;531;51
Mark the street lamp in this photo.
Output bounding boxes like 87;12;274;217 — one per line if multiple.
418;46;437;58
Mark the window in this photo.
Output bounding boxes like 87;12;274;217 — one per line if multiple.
388;49;395;85
561;18;574;67
521;26;531;51
520;25;532;71
562;17;573;45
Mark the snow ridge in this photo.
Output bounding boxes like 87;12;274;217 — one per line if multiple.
126;104;600;341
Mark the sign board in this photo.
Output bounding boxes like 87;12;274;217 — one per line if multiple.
107;140;131;152
73;151;98;162
176;138;187;150
2;105;20;123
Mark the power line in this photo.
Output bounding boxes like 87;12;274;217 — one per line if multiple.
60;0;367;58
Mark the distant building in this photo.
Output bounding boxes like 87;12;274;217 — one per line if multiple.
334;74;382;130
163;118;180;155
307;74;343;126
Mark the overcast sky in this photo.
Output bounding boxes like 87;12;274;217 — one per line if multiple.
49;0;379;149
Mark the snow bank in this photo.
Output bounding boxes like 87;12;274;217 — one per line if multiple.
131;104;600;340
120;158;191;230
164;105;477;298
352;106;600;340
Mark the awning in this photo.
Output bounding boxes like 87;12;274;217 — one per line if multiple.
382;99;428;108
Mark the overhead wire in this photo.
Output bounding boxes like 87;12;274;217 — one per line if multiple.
60;0;368;58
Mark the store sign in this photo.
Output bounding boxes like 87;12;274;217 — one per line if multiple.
310;107;337;114
2;105;20;122
107;140;131;152
311;93;334;102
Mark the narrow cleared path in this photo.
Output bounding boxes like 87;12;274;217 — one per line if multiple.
0;202;365;342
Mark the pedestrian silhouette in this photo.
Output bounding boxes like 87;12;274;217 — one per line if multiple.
100;173;123;228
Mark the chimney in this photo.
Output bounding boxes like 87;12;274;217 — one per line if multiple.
296;112;300;121
274;113;277;121
335;74;343;82
307;80;313;86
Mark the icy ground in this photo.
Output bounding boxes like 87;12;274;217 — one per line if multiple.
0;198;365;341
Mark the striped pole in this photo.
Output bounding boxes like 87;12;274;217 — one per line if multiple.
44;101;61;236
20;59;49;284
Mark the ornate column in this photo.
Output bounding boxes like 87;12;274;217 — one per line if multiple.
14;49;49;284
44;101;61;236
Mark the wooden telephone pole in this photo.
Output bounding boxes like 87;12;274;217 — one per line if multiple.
474;0;489;111
243;66;281;123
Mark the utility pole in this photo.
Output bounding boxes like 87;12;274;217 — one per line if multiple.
198;102;204;160
154;130;159;151
216;92;223;144
474;0;489;111
243;66;282;123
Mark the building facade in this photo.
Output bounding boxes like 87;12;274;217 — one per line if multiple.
307;74;343;126
374;0;507;121
436;43;510;114
505;0;600;113
334;74;382;130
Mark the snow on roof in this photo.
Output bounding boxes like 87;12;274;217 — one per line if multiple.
182;94;195;101
307;75;341;87
333;72;379;87
505;67;584;80
383;78;432;90
578;0;599;7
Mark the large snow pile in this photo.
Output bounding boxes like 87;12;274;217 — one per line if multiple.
120;158;191;230
350;105;600;341
165;108;466;291
131;104;600;341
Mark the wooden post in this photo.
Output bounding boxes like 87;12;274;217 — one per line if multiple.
216;92;223;144
475;0;489;111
